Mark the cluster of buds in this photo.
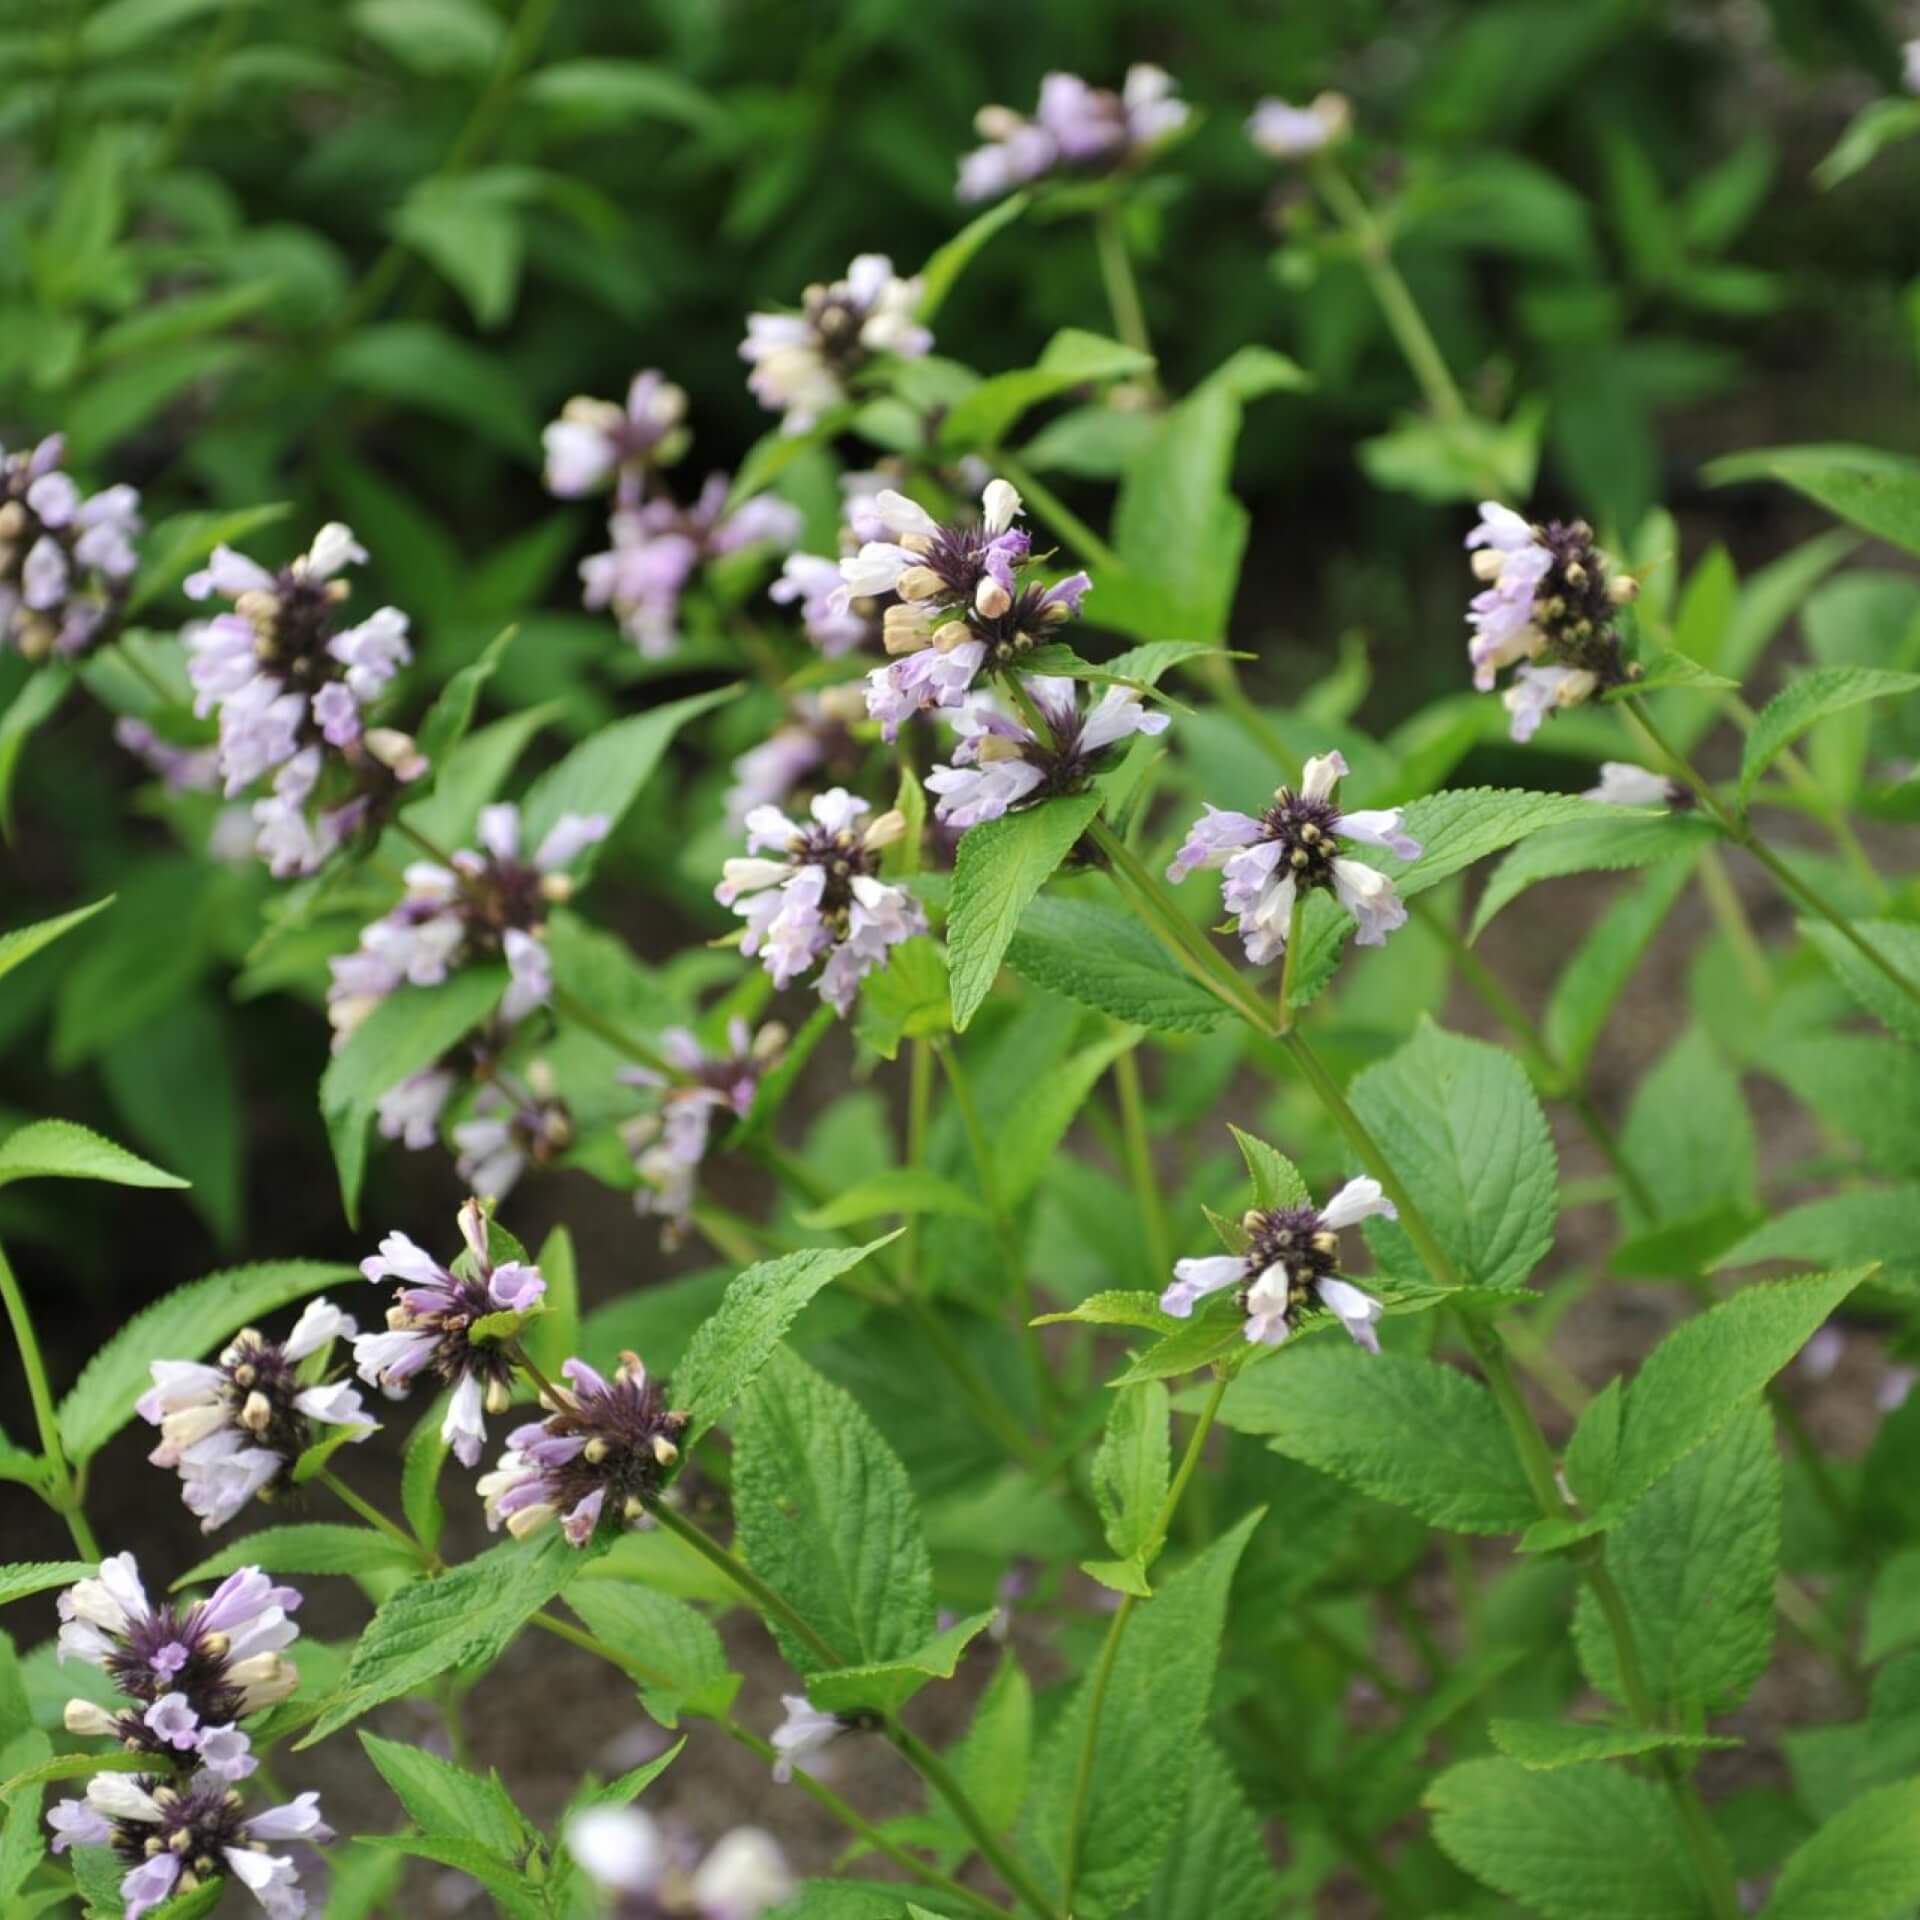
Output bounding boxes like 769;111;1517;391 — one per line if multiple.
1163;1175;1395;1350
740;254;931;434
957;66;1189;202
1246;91;1352;160
477;1351;689;1546
717;789;924;1014
842;479;1091;741
1464;503;1638;741
566;1804;791;1920
183;524;427;875
927;673;1167;830
137;1299;372;1531
352;1199;547;1466
0;434;141;660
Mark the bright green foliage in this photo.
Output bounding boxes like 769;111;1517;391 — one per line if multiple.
0;1118;186;1192
171;1525;418;1586
1760;1778;1920;1920
1144;1738;1284;1920
565;1580;740;1726
1737;666;1920;801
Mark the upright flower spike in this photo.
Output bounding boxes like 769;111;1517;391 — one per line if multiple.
476;1351;690;1545
620;1019;788;1241
542;369;690;502
926;674;1168;830
566;1804;793;1920
956;66;1190;202
1246;91;1352;160
1163;1176;1397;1349
740;254;932;433
138;1300;372;1531
0;434;141;660
1463;503;1638;741
717;789;924;1014
1167;750;1422;963
49;1748;329;1920
843;479;1092;740
352;1199;546;1467
56;1558;302;1761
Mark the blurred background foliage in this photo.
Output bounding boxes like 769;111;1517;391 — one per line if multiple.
0;0;1916;1283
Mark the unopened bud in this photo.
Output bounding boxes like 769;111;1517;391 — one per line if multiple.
239;1391;273;1435
862;808;906;851
583;1438;611;1465
507;1503;556;1538
883;604;930;655
65;1699;120;1737
1241;1210;1265;1235
1312;1230;1339;1256
752;1022;789;1061
974;575;1012;620
541;872;575;902
1608;572;1639;605
896;565;944;603
484;1379;514;1415
364;727;428;782
1470;549;1506;582
930;619;973;654
651;1434;680;1467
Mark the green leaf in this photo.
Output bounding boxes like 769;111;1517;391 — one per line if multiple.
1572;1403;1779;1715
0;666;71;836
796;1169;986;1229
1605;648;1739;697
565;1583;739;1726
1216;1345;1540;1533
0;1119;186;1192
993;1029;1138;1211
330;322;538;457
171;1527;418;1588
0;1563;91;1608
414;624;518;772
58;1260;354;1463
1470;814;1719;941
1801;918;1920;1047
523;1223;577;1382
1144;1738;1285;1920
401;1399;451;1557
1032;1290;1176;1333
673;1237;897;1447
732;1349;935;1675
854;935;950;1062
359;1731;528;1855
1348;1022;1558;1292
297;1534;581;1746
1863;1549;1920;1664
1003;897;1225;1036
350;0;504;74
1227;1126;1309;1209
1737;667;1920;803
1091;1382;1169;1565
917;192;1031;322
947;1653;1032;1841
518;686;733;878
79;0;234;56
126;504;290;617
1759;1778;1920;1920
1815;97;1920;190
524;58;728;131
1358;401;1545;505
1714;1186;1920;1284
939;329;1153;455
1705;443;1920;559
807;1611;996;1715
0;898;112;987
1489;1719;1739;1770
391;172;526;328
1107;1312;1250;1387
354;1835;542;1913
947;790;1103;1030
1426;1756;1716;1919
1021;1511;1261;1919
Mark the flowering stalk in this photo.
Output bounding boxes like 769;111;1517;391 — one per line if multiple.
0;1238;100;1558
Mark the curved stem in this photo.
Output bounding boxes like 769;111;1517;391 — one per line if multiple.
0;1239;98;1560
891;1724;1062;1920
901;1036;936;1290
1092;204;1154;364
1111;1044;1172;1286
317;1468;437;1569
1692;848;1774;1003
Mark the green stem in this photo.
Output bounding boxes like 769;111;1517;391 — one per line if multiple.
1111;1044;1173;1287
317;1468;439;1570
1275;894;1304;1033
1693;846;1774;1003
1567;1088;1658;1222
549;985;682;1081
891;1724;1062;1920
991;454;1121;573
688;1205;766;1269
1727;694;1887;905
901;1036;936;1290
0;1240;98;1560
1092;203;1154;364
152;0;249;168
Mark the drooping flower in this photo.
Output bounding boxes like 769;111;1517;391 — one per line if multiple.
1167;750;1421;963
326;801;608;1049
543;370;690;502
1584;761;1690;809
50;1750;329;1920
56;1558;301;1759
769;1694;849;1784
722;687;865;826
926;673;1167;830
477;1352;689;1546
1163;1177;1396;1349
0;434;141;660
1246;91;1352;160
1463;504;1636;742
566;1804;793;1920
138;1301;372;1531
376;1067;458;1151
352;1198;546;1467
957;66;1190;202
620;1020;787;1240
717;789;923;1014
453;1066;574;1201
740;254;931;433
1905;38;1920;94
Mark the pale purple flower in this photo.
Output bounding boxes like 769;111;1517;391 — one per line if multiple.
1164;1176;1395;1350
377;1068;458;1150
1584;761;1686;809
1504;664;1600;744
542;370;689;502
567;1805;793;1920
1246;92;1351;160
1906;38;1920;93
957;65;1189;201
0;434;141;659
771;551;877;656
741;253;931;433
1168;750;1420;964
1799;1324;1845;1382
352;1198;546;1467
113;717;219;793
770;1695;848;1784
453;1069;573;1200
723;687;864;825
1879;1366;1915;1414
718;789;923;1014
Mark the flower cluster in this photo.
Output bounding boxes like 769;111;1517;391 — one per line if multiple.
543;369;691;504
957;66;1188;202
723;687;866;825
352;1199;547;1466
326;801;608;1049
478;1351;689;1546
621;1019;787;1240
1464;503;1637;741
718;789;923;1013
184;523;427;875
56;1558;301;1767
566;1804;791;1920
1246;91;1352;160
0;434;141;660
844;479;1091;740
138;1300;372;1531
927;673;1167;830
455;1065;576;1200
1163;1176;1395;1349
1168;750;1421;963
741;254;931;433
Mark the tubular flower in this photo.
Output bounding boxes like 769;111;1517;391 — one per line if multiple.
138;1301;372;1531
50;1749;329;1920
717;789;924;1014
844;479;1091;740
957;66;1189;202
477;1352;689;1546
926;673;1168;830
1246;91;1352;159
352;1198;546;1467
56;1558;301;1761
620;1019;788;1240
740;254;931;434
770;551;881;657
566;1805;793;1920
542;369;690;502
325;801;608;1048
1463;503;1637;741
454;1066;574;1201
769;1695;851;1784
1584;761;1691;809
1162;1177;1397;1349
0;433;141;660
722;687;865;826
1166;750;1421;963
